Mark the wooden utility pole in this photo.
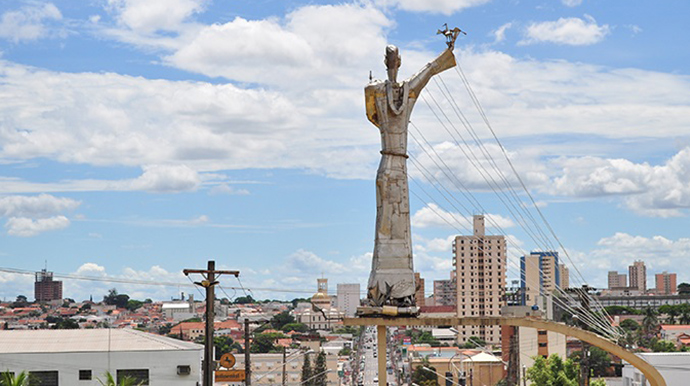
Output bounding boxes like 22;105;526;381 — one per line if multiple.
245;318;252;386
282;346;287;386
184;260;239;386
568;284;594;386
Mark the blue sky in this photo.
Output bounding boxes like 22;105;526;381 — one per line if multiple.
1;0;689;302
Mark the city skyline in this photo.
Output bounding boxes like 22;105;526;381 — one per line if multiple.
1;0;690;302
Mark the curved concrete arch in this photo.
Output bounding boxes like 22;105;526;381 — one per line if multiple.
345;316;665;386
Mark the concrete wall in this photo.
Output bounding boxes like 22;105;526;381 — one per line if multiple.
0;349;202;385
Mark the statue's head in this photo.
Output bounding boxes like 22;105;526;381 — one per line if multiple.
385;45;401;83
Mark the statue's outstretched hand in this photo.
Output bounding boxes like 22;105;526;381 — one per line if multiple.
436;24;466;50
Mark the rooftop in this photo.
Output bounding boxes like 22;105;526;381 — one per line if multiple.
0;329;202;354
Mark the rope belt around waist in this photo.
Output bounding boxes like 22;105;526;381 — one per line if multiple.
380;150;409;159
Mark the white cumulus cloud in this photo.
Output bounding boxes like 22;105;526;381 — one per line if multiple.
5;215;70;237
492;22;512;43
377;0;491;15
107;0;207;33
520;15;610;46
592;233;690;278
0;2;62;43
0;193;80;217
547;147;690;217
561;0;583;7
129;164;201;193
412;203;516;230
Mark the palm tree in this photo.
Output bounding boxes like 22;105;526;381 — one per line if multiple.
0;371;30;386
642;307;660;336
97;372;144;386
679;304;690;325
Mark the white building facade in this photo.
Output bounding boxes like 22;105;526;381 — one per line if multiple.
336;283;360;318
0;329;202;385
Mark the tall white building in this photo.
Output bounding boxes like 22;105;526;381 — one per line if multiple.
454;215;506;345
336;283;360;318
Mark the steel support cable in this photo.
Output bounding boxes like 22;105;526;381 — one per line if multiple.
452;63;598;295
408;129;616;336
0;267;319;295
424;87;553;258
407;129;620;338
426;68;614;330
451;64;615;327
406;188;617;340
410;119;554;258
408;128;484;213
416;96;550;251
432;75;557;252
407;168;618;339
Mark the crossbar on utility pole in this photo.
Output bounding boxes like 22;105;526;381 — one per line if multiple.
184;260;240;386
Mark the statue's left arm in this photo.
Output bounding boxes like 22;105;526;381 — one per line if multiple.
408;47;456;97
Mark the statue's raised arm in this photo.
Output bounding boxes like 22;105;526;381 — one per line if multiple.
408;25;463;96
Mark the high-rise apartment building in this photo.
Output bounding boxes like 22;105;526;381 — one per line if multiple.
34;269;62;302
629;261;647;292
559;264;569;289
454;215;506;344
520;251;563;318
655;272;677;295
414;272;425;307
433;271;457;307
336;283;360;317
608;271;628;289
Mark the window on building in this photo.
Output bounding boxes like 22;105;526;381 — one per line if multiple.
117;369;149;385
538;330;547;336
79;370;92;380
539;343;548;347
29;371;58;386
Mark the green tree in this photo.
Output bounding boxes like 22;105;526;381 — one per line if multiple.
282;322;309;333
604;306;639;315
652;339;677;352
0;371;31;386
126;299;144;312
214;336;244;359
53;318;80;329
411;357;438;386
619;318;640;332
461;336;486;348
103;289;130;309
250;332;284;353
678;304;690;325
97;371;144;386
678;283;690;295
570;347;611;377
658;305;679;325
313;351;327;386
10;295;29;308
271;311;295;330
526;354;578;386
642;307;660;336
301;353;313;386
234;295;255;304
406;330;441;346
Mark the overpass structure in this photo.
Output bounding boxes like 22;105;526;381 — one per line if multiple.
344;316;666;386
